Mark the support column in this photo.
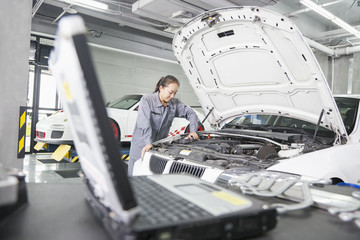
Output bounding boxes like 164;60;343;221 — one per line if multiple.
0;0;32;169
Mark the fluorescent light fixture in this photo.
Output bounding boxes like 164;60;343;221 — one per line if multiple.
332;18;360;37
300;0;334;20
65;0;108;10
300;0;360;39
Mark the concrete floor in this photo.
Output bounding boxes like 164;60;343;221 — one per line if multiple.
23;142;130;183
23;153;82;183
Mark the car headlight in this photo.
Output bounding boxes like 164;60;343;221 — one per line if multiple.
216;169;302;188
215;167;260;187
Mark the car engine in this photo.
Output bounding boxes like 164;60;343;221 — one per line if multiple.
151;129;335;172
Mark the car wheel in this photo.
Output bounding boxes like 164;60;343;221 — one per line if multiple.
109;119;121;142
184;123;205;133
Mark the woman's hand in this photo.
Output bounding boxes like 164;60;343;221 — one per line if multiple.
141;144;153;159
185;132;198;140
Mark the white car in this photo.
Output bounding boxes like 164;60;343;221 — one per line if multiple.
35;94;209;146
134;7;360;185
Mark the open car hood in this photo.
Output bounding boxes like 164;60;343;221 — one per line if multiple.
173;7;347;138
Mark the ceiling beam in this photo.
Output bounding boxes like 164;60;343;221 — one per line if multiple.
32;0;46;17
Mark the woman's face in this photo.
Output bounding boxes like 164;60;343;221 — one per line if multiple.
159;82;179;104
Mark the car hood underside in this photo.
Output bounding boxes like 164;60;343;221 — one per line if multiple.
172;6;347;138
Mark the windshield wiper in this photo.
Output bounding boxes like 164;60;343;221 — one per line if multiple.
224;123;272;131
223;123;241;128
239;124;273;131
268;126;312;135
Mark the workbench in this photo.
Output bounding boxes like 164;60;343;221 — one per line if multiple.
0;182;359;240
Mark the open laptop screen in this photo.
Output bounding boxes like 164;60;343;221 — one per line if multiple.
49;16;137;218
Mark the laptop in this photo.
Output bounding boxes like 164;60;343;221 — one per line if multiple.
49;15;277;240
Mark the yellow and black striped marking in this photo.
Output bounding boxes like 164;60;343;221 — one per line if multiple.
121;154;129;161
17;106;27;158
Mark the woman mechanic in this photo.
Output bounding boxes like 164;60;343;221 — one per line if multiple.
128;75;200;175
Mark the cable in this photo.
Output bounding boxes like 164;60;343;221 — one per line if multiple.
337;182;360;189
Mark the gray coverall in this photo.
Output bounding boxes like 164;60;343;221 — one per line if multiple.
128;92;200;175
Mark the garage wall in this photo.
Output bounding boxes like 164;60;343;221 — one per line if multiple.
353;53;360;94
90;45;201;107
90;45;346;113
332;53;360;94
90;45;360;110
333;55;351;94
0;0;31;169
314;51;360;95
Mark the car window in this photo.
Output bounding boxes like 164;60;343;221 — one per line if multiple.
335;97;359;134
273;115;320;131
229;114;271;125
107;95;142;110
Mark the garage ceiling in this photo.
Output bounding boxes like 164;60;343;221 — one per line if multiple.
31;0;360;60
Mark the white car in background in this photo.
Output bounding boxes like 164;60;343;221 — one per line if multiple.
35;94;209;146
134;7;360;185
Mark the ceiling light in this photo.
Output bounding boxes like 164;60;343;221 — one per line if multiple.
300;0;360;39
332;18;360;38
65;0;108;11
300;0;334;20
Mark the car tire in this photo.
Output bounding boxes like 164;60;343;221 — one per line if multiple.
184;123;205;133
109;119;121;142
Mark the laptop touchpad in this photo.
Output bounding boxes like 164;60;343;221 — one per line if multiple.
176;184;218;195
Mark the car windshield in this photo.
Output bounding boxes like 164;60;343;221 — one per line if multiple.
107;95;142;110
335;97;359;134
223;114;335;138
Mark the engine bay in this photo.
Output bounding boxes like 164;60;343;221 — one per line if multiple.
152;129;335;171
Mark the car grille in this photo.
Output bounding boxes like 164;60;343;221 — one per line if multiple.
169;161;206;178
51;131;64;139
149;155;168;174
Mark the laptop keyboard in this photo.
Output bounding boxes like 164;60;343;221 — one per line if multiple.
130;176;212;225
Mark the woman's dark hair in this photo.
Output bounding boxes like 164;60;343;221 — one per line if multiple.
154;75;179;92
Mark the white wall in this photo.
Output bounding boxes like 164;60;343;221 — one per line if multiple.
89;43;360;112
353;53;360;94
333;53;360;95
0;0;32;168
314;51;360;95
90;45;201;107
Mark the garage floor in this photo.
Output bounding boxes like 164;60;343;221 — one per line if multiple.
23;154;83;183
23;143;130;183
